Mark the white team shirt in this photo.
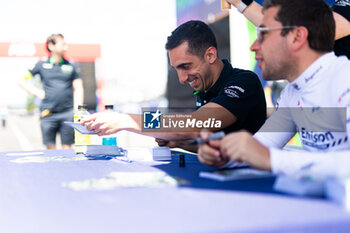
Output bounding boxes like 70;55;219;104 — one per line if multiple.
254;52;350;176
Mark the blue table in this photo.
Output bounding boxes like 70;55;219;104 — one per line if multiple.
1;149;349;233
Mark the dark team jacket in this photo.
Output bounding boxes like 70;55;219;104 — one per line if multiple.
29;58;80;113
196;59;266;134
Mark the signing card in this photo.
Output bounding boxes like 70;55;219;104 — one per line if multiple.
64;122;96;134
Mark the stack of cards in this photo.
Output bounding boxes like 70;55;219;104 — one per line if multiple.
64;121;95;134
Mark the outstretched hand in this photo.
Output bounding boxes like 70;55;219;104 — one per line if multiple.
80;112;137;136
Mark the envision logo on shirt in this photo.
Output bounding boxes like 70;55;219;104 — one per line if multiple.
300;127;335;150
301;127;334;143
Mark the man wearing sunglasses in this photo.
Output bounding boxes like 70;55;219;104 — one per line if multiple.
198;0;350;176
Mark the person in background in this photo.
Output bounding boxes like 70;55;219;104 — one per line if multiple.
81;20;266;153
18;34;84;149
198;0;350;177
0;104;8;128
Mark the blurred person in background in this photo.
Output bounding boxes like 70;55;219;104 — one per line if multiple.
18;34;84;149
0;104;8;128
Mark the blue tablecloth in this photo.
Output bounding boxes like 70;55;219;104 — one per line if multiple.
0;149;349;233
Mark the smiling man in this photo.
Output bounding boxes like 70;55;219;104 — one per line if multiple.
81;20;266;152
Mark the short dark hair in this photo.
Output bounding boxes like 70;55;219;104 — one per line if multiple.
46;33;64;53
165;20;218;58
264;0;335;52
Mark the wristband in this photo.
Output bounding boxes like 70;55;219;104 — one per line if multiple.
237;0;253;13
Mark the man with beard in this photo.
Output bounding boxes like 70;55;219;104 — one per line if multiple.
198;0;350;176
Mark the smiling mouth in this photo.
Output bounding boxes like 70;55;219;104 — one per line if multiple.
187;77;198;87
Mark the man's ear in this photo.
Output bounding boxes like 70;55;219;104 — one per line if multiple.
290;26;309;51
205;46;218;64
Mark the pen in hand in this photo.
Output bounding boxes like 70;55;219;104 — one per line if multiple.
189;131;225;145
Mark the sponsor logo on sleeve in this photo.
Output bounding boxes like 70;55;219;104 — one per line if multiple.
224;85;245;99
334;0;350;7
